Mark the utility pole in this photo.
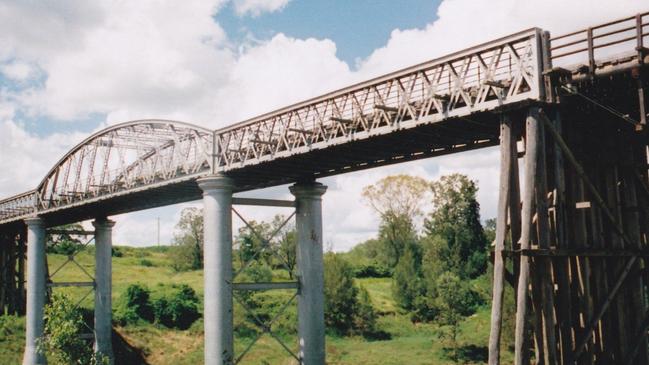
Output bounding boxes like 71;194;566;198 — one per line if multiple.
157;217;160;247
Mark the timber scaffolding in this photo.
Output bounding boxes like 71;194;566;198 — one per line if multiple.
0;11;648;365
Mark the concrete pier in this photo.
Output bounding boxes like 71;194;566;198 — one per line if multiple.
93;218;115;364
198;175;234;365
290;182;327;365
22;217;47;365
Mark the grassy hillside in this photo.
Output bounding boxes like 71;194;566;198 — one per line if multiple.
0;246;508;364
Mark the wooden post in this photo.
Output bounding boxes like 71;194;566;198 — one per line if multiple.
535;118;559;364
515;107;541;365
488;114;514;365
549;110;574;364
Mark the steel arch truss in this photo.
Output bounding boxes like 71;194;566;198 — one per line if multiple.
37;120;213;211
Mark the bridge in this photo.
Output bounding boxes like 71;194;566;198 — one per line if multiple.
1;11;648;365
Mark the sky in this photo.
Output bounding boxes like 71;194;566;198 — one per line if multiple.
0;0;647;251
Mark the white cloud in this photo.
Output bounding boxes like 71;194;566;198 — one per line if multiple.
357;0;649;78
232;0;290;17
0;61;36;81
0;0;645;250
0;120;85;198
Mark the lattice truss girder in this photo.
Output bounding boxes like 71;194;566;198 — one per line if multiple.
0;30;543;224
35;121;213;211
215;29;542;170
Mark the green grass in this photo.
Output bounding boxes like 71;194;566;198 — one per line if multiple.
0;315;25;364
1;246;506;364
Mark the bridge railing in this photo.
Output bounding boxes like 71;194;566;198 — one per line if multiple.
0;190;38;223
549;12;649;71
214;28;544;171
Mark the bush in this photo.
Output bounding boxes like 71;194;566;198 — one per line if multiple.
46;240;84;255
40;294;107;365
153;285;201;329
111;247;123;258
139;259;154;267
241;264;273;283
353;263;392;278
114;284;154;325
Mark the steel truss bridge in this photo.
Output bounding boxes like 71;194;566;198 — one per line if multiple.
1;11;649;365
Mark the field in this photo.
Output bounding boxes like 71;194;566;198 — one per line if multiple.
0;246;511;364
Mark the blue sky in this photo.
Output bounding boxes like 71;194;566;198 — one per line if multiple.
0;0;645;249
216;0;440;66
6;0;441;137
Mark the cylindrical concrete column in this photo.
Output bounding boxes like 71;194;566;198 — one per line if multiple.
198;175;234;365
23;217;47;365
93;218;115;364
290;181;327;365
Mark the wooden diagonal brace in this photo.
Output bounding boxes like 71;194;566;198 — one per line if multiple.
538;108;640;361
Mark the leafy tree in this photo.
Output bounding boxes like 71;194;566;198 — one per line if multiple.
324;253;358;335
354;285;379;337
46;223;85;255
323;253;378;337
236;219;273;265
235;215;297;277
39;294;107;365
362;175;429;267
170;207;203;271
434;272;481;362
424;174;488;279
273;215;297;278
483;218;497;246
392;242;423;311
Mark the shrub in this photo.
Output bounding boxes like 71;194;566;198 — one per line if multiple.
139;259;154;267
241;264;273;283
114;284;154;325
46;240;84;255
153;285;201;329
39;294;107;365
111;247;123;258
353;263;392;278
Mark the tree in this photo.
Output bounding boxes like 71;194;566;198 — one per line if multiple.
392;242;423;311
362;175;429;267
236;218;277;266
324;253;358;335
323;253;378;336
171;207;203;271
424;174;488;279
235;215;297;277
274;217;297;279
434;272;481;362
46;223;84;255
